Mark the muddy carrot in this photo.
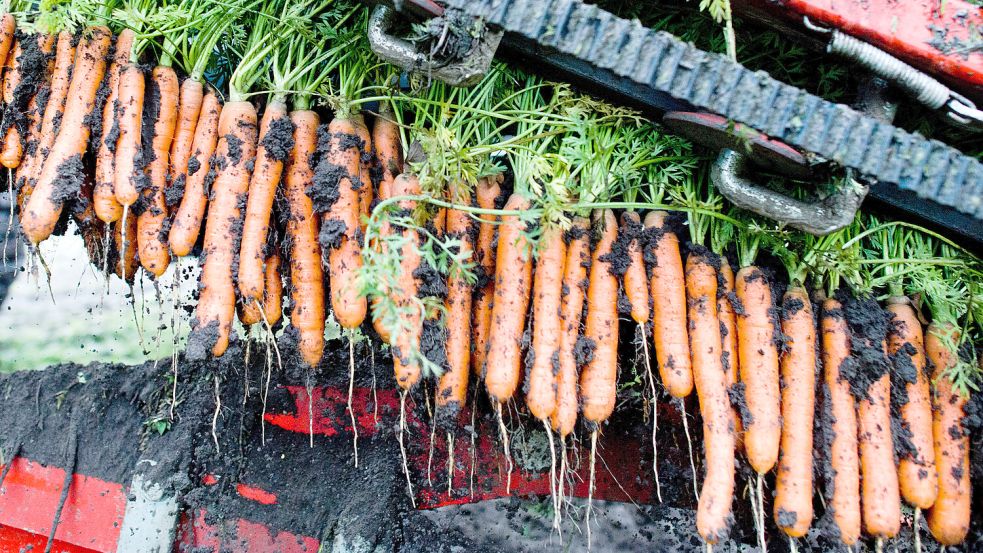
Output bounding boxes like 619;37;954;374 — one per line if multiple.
484;193;534;403
686;249;735;544
371;103;401;201
0;14;14;71
238;100;290;302
621;211;649;325
644;211;692;398
283;110;324;367
821;298;861;545
21;27;111;245
136;65;178;277
886;298;937;510
1;33;54;169
112;211;139;282
93;29;134;223
551;217;589;437
391;172;424;390
470;174;502;377
168;90;220;256
580;209;619;425
735;265;781;474
169;77;204;187
190;101;258;358
436;182;474;418
262;248;283;327
717;257;742;442
526;225;567;421
112;62;144;207
353;113;372;233
926;323;971;546
858;340;901;538
773;287;817;538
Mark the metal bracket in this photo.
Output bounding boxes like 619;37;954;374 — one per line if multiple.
711;150;868;235
367;4;502;87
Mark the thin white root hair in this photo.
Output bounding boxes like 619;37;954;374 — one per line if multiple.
398;391;416;508
211;375;221;454
756;473;766;553
913;507;922;553
544;419;561;539
469;384;479;499
641;326;661;502
585;429;598;551
446;431;454;495
496;402;513;495
348;337;359;467
680;399;699;501
306;372;314;448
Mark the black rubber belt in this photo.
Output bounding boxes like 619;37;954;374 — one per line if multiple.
442;0;983;236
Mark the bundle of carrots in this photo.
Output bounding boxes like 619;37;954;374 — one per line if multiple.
2;1;981;550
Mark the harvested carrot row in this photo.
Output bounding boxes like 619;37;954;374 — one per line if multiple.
21;27;111;245
551;216;589;437
168;90;221;256
926;322;971;546
136;65;179;277
643;211;692;398
820;298;861;546
470;174;502;377
526;225;567;421
773;287;817;538
484;193;534;403
685;249;735;544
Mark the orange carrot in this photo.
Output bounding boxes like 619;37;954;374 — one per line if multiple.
136;66;179;277
1;33;54;169
551;216;589;437
621;211;649;325
643;211;692;398
436;182;474;417
580;209;619;425
926;323;971;546
717;257;742;443
685;250;735;544
821;298;861;545
168;78;204;187
262;248;283;327
353;113;372;233
168;91;221;257
12;32;59;205
371;104;401;201
470;174;502;376
858;339;901;538
391;172;424;390
735;266;781;474
93;29;134;223
283;110;325;367
112;211;139;282
773;287;817;537
190;101;258;358
112;63;144;207
320;116;366;329
483;193;533;403
886;298;937;510
526;225;567;421
21;27;111;245
238;100;290;302
0;14;14;72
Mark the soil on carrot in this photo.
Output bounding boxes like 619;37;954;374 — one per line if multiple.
49;154;85;204
84;62;112;152
261;115;295;162
0;33;50;140
839;292;892;401
889;339;919;460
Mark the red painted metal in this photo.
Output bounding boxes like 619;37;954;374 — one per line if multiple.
737;0;983;100
0;457;126;553
177;510;320;553
0;524;102;553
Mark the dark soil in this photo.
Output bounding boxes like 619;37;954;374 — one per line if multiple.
839;292;892;402
48;154;86;204
318;219;346;251
261;115;295;162
308;125;344;213
0;33;51;141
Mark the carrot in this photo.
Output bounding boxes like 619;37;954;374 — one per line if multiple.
820;298;862;545
735;265;781;474
189;101;258;358
526;225;567;421
551;216;589;437
858;340;901;539
773;287;817;538
136;66;179;277
391;172;424;390
262;248;283;327
20;27;111;245
168;78;204;187
470;174;502;377
353;113;372;233
620;211;648;324
643;211;692;398
580;209;619;424
0;37;22;167
717;257;743;442
436;183;474;418
320;116;366;329
112;62;144;207
168;90;220;256
685;250;735;544
483;193;534;403
283;110;324;367
93;29;134;223
1;33;53;169
238;100;290;302
886;298;937;510
0;14;14;73
112;211;139;282
926;323;971;546
371;104;401;201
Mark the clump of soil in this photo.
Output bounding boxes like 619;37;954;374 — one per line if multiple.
839;292;891;401
889;339;919;460
308;126;344;212
185;319;220;361
0;33;50;140
261;115;295;162
48;155;85;204
318;219;347;251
